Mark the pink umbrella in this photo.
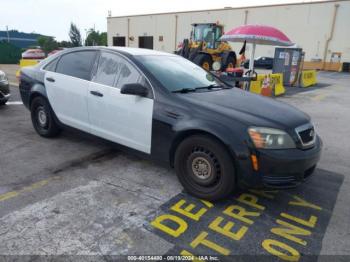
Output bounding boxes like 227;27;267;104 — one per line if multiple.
221;24;293;72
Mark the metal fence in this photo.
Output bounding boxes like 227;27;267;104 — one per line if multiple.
0;42;21;64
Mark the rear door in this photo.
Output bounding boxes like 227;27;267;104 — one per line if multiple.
44;50;97;132
87;51;154;153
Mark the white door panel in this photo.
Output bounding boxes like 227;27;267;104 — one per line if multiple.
88;82;153;153
45;72;90;132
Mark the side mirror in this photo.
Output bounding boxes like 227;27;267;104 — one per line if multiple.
120;83;148;97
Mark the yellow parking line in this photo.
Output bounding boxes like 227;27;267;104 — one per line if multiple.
0;191;19;202
0;176;59;203
311;94;327;101
9;82;19;87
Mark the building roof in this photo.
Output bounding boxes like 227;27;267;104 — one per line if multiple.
107;0;348;19
0;30;48;49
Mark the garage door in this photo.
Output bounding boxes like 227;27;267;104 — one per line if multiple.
113;37;126;47
139;36;153;49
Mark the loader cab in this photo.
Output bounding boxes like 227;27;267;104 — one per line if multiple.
191;23;223;49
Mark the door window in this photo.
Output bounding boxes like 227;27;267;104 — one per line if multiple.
92;52;120;86
114;57;142;88
56;51;96;80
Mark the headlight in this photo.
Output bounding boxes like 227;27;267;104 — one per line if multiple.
0;72;6;81
212;61;222;71
248;127;296;149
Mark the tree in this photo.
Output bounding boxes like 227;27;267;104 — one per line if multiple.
99;32;107;46
69;23;82;47
37;36;59;54
58;40;73;48
85;29;100;46
85;29;108;46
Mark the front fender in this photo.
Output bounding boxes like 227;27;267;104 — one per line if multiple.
172;118;251;162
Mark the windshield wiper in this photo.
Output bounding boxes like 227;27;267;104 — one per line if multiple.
195;84;226;90
172;88;197;93
172;84;229;93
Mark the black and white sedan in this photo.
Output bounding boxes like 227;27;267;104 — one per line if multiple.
19;47;322;201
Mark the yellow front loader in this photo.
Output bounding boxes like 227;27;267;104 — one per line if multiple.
177;23;237;71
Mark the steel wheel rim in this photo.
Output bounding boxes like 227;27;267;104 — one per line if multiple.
37;106;48;127
191;157;212;180
202;62;210;71
186;146;221;187
227;62;234;69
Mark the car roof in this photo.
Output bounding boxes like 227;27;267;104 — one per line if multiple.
53;46;176;57
37;46;178;69
106;46;176;56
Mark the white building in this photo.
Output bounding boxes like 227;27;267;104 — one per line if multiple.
107;0;350;65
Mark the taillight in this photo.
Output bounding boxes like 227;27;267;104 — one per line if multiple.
17;70;22;85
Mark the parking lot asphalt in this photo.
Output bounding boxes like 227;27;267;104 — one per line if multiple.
0;71;349;260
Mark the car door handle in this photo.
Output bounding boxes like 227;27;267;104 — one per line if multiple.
46;77;55;82
90;91;103;97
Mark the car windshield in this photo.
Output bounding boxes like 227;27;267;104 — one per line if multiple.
136;55;225;92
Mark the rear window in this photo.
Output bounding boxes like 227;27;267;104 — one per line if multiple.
56;51;96;80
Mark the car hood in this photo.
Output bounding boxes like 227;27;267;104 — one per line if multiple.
177;88;310;129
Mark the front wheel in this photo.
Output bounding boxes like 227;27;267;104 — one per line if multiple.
174;135;236;201
30;96;61;137
193;54;213;71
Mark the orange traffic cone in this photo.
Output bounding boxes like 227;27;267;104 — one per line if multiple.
261;75;272;97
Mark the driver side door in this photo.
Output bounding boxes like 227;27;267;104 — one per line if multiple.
87;51;154;154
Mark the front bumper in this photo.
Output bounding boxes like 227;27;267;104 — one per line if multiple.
0;80;10;103
238;135;322;188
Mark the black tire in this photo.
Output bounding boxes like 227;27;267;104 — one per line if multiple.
0;100;7;106
174;135;236;201
222;52;237;70
193;54;213;71
30;96;61;137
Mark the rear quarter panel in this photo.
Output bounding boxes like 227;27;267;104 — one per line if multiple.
19;67;47;109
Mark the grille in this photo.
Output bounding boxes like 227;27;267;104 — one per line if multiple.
295;123;316;148
298;127;315;144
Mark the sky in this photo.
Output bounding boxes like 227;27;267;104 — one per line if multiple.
0;0;327;41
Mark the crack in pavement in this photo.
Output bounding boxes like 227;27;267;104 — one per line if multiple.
51;149;119;175
96;180;163;202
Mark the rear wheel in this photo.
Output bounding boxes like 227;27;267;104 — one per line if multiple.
222;52;237;70
193;54;213;71
30;96;61;137
174;135;236;201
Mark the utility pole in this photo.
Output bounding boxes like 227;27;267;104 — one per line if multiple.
84;28;88;46
6;26;10;43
